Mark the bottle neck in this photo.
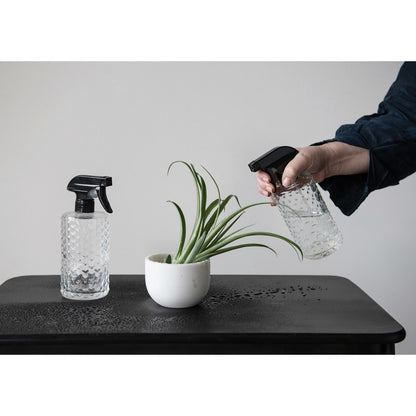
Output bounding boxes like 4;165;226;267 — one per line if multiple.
75;199;95;213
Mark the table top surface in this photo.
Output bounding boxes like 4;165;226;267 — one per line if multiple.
0;274;405;345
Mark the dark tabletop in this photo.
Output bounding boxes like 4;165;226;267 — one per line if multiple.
0;275;406;354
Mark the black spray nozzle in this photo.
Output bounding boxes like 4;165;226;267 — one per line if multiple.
67;175;113;213
248;146;299;189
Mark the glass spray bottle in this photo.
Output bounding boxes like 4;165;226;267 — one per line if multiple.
249;146;342;259
61;175;113;300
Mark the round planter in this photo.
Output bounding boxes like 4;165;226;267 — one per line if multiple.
145;254;211;308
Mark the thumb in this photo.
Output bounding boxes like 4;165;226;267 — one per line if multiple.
282;153;310;187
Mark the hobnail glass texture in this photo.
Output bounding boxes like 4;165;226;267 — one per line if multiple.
272;174;343;260
61;212;110;300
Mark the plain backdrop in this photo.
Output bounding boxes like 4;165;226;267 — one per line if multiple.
1;61;414;353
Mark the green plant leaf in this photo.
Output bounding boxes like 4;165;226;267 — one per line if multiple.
182;232;206;264
200;165;223;228
204;212;246;249
204;201;270;245
168;161;203;263
167;200;186;261
166;161;303;264
194;243;277;263
199;230;303;261
201;165;221;203
196;172;207;233
201;194;242;249
202;198;221;224
211;221;253;246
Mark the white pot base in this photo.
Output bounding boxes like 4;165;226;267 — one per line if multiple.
145;254;211;308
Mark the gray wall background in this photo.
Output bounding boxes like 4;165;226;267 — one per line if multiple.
1;62;414;353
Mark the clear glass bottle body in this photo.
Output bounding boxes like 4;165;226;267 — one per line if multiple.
61;211;110;300
272;173;343;260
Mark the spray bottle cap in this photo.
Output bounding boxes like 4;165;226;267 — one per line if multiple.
67;175;113;213
248;146;299;188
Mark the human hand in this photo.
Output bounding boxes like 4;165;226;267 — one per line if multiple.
254;142;370;198
254;145;327;197
255;170;276;197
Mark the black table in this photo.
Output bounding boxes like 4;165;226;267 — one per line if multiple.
0;274;405;354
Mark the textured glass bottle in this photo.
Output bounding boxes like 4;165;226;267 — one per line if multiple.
61;175;113;300
272;173;343;259
61;211;110;300
249;146;342;260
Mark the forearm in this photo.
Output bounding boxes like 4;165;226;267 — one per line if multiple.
315;63;416;216
323;141;369;178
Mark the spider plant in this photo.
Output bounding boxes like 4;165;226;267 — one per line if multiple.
164;161;303;264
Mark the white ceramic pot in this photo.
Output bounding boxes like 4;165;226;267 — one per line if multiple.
145;254;211;308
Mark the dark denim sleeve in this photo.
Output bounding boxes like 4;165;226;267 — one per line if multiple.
316;62;416;216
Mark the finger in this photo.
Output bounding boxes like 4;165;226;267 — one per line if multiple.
255;170;271;184
255;171;275;194
257;182;271;197
282;152;310;187
260;183;275;195
312;171;326;184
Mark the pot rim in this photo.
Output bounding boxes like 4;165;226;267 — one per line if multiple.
145;253;210;266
